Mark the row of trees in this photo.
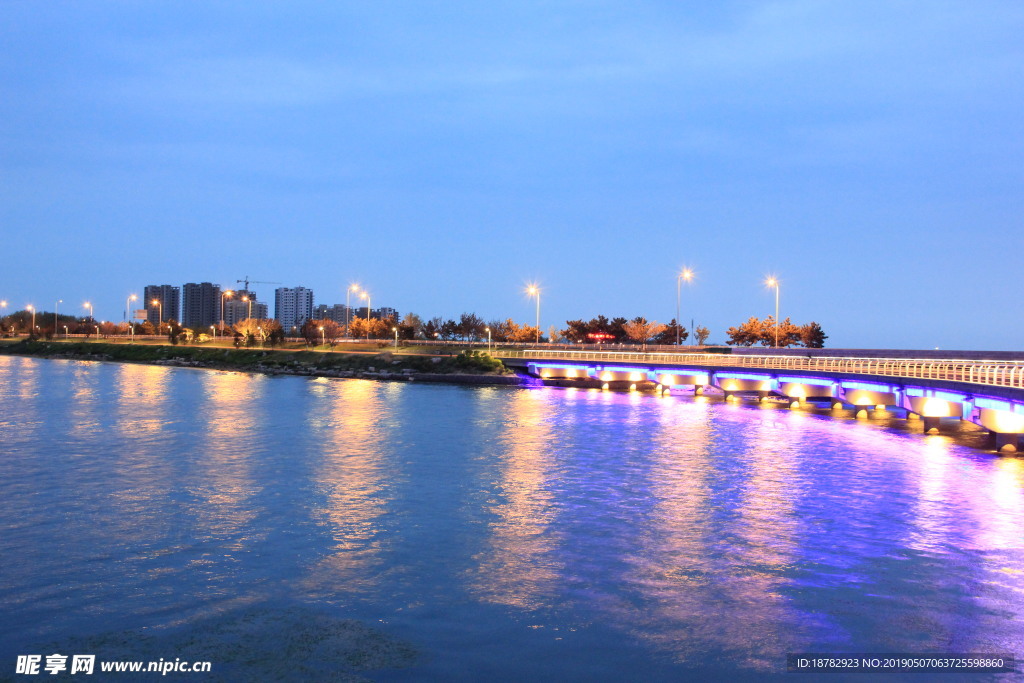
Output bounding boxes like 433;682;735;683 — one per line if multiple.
1;308;828;348
724;316;827;348
561;316;711;346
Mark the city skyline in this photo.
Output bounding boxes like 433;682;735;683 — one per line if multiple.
2;3;1022;350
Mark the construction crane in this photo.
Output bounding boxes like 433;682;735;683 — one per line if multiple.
236;276;281;294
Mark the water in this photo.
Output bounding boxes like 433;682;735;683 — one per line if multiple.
0;355;1021;681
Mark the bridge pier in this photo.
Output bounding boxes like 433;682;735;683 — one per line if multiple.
995;433;1021;453
922;416;942;433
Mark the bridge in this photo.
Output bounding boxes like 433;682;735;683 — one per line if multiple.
492;349;1024;452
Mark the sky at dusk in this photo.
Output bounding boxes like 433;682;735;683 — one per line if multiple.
2;1;1022;350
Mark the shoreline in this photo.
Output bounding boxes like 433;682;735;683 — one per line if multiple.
0;340;527;387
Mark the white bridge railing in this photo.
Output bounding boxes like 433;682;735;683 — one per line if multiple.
494;349;1024;390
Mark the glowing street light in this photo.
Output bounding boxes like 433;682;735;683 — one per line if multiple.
485;326;491;352
526;285;541;343
210;325;216;340
346;284;360;338
63;325;68;338
151;298;163;328
765;276;780;348
54;299;62;333
27;304;35;332
360;291;371;340
241;295;252;321
83;301;94;325
220;290;233;330
393;326;398;347
125;294;137;325
319;325;325;347
676;268;694;346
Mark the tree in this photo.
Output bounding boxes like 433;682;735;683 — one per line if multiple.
423;317;443;340
622;317;667;346
695;325;711;345
651;319;688;345
609;317;629;342
99;321;118;337
509;324;541;343
726;317;765;346
457;312;486;341
399;312;423;339
800;322;828;348
440;319;459;340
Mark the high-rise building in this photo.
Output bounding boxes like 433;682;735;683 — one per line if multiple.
314;303;352;325
143;285;180;326
182;282;221;329
223;290;268;327
275;287;315;330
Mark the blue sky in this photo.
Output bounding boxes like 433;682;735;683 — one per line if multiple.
2;1;1022;349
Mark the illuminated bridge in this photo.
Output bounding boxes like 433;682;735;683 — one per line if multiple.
494;349;1024;452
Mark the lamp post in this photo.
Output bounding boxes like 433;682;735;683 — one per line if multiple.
220;290;233;331
84;301;94;324
485;326;491;352
393;326;398;347
527;285;540;343
361;291;371;340
125;293;137;323
28;304;35;333
319;325;325;347
63;325;68;339
242;295;252;321
0;300;7;335
95;325;100;339
346;284;360;338
211;325;216;340
676;268;693;346
765;276;780;348
152;299;163;330
54;299;62;334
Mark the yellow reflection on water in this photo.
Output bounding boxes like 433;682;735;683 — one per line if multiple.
303;379;390;596
620;398;715;656
468;389;560;609
114;363;173;440
191;371;262;541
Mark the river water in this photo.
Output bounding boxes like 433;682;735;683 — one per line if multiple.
0;355;1021;681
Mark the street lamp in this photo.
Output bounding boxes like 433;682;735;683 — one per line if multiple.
319;325;325;347
220;290;233;330
210;325;216;340
151;299;163;329
54;299;62;334
526;285;540;343
361;291;371;340
485;326;491;352
27;304;35;333
765;276;780;348
393;326;398;347
84;301;94;323
95;325;100;338
676;268;693;346
125;293;137;323
242;295;252;321
346;284;360;338
63;325;68;338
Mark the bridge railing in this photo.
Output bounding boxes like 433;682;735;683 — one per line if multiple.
493;349;1024;390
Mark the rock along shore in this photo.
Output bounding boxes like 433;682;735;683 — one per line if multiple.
0;340;527;387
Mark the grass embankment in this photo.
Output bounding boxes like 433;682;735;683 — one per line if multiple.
0;339;514;381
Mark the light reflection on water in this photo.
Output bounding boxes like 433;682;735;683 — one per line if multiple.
0;357;1022;680
468;389;561;610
